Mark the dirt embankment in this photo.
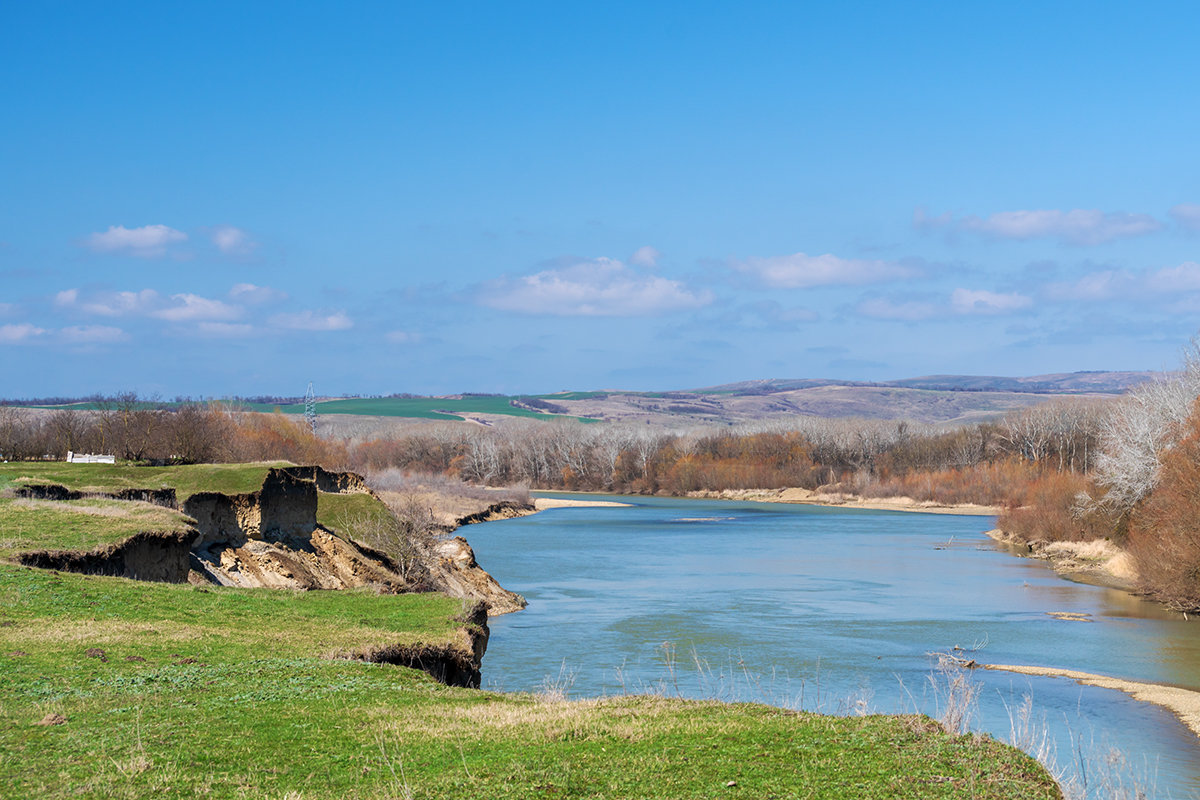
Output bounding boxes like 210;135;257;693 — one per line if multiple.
17;528;199;582
343;600;490;688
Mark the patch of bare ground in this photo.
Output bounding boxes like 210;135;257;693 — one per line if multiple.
984;663;1200;740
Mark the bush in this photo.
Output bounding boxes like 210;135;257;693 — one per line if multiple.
1126;405;1200;610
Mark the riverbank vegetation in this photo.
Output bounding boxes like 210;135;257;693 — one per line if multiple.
7;344;1200;609
0;470;1061;799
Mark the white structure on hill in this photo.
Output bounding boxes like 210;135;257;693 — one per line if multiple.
66;451;116;464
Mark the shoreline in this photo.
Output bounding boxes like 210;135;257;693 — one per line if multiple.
985;663;1200;741
684;487;1001;516
984;528;1137;591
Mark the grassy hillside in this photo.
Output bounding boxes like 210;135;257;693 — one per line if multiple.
0;460;1062;798
0;565;1060;799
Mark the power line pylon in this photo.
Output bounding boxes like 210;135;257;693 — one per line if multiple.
304;382;317;433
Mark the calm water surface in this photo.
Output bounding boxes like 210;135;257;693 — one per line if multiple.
465;494;1200;798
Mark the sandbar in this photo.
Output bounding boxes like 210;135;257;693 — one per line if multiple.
985;663;1200;740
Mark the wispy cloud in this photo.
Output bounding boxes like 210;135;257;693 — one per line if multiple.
55;288;159;316
386;330;422;344
1169;204;1200;231
856;297;939;321
82;224;188;258
56;288;240;322
209;225;258;256
950;288;1033;314
1046;261;1200;302
229;283;287;304
733;252;917;289
196;322;255;337
151;293;242;322
857;288;1032;321
915;208;1162;245
0;323;46;343
479;257;712;316
60;325;128;344
268;310;353;331
629;246;661;268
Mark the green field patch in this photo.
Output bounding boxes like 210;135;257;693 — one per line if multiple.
1;461;290;503
0;498;193;559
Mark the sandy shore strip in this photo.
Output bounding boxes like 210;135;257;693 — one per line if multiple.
985;529;1137;590
533;497;632;510
985;663;1200;740
689;487;1001;516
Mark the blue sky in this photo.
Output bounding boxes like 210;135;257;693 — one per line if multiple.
3;2;1200;398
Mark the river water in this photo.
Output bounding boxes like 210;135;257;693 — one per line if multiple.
464;494;1200;799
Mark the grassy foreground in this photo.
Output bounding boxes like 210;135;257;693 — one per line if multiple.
0;462;1062;799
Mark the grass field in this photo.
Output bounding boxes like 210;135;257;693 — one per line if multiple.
0;462;289;503
0;564;1061;799
0;461;1063;799
28;395;605;422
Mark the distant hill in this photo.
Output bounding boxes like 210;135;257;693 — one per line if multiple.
14;371;1160;429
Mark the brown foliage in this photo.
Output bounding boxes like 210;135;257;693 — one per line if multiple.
1126;405;1200;610
996;471;1113;544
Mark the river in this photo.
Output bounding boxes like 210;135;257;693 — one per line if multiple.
464;493;1200;799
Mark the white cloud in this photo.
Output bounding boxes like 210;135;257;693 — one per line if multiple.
60;325;128;344
209;225;258;256
918;208;1162;245
56;288;161;316
1046;262;1200;302
480;257;712;316
152;293;242;322
856;297;939;321
269;310;353;331
1147;261;1200;292
386;330;422;344
1169;204;1200;231
82;224;187;257
53;289;78;307
0;323;46;343
196;322;255;337
629;246;661;268
229;283;287;304
950;288;1033;315
734;252;917;289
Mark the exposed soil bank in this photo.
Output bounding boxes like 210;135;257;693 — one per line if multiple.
342;601;490;688
16;528;198;582
686;487;1001;516
985;529;1137;591
985;663;1200;741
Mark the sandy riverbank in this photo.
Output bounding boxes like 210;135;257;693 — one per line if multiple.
533;497;633;510
687;487;1001;516
984;529;1137;590
985;663;1200;740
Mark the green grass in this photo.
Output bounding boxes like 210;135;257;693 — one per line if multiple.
0;462;1061;799
0;564;1060;800
0;498;193;558
1;462;290;503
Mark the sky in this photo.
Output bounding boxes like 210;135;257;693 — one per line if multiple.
3;2;1200;399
